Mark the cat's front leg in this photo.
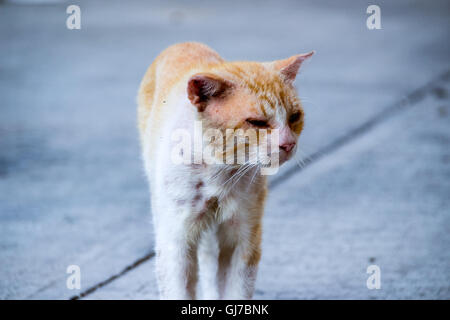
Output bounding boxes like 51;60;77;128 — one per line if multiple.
197;225;220;299
153;205;199;300
217;217;262;299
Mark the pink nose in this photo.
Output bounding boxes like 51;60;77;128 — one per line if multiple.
280;142;296;153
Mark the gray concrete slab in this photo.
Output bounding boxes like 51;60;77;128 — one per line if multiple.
0;0;449;299
86;77;450;300
255;84;450;299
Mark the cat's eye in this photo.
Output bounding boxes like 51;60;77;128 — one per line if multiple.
289;111;302;124
246;118;269;128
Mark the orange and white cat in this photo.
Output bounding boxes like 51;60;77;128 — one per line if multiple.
137;42;313;299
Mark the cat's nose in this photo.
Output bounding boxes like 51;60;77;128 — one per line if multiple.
280;142;296;153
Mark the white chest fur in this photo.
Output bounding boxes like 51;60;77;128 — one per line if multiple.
142;91;265;300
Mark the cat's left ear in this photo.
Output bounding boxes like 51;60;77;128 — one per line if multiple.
273;51;315;84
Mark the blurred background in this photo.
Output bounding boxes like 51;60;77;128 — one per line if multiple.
0;0;449;299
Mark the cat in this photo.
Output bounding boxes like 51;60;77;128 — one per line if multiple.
137;42;313;299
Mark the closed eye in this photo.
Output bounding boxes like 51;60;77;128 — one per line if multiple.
289;111;302;124
246;118;269;128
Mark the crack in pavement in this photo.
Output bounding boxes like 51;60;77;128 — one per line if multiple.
75;70;449;299
70;252;155;300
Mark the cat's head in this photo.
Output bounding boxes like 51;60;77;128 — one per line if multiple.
187;51;314;169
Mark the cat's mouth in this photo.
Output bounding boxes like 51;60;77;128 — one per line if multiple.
278;146;297;165
278;150;290;165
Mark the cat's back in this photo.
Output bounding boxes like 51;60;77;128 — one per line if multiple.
138;42;224;138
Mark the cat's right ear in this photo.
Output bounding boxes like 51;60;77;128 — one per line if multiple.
187;73;233;112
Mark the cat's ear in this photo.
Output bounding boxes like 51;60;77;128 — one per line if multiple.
187;73;233;112
273;51;314;83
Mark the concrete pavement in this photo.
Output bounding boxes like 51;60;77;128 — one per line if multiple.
0;0;449;299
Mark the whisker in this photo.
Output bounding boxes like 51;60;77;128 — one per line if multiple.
221;163;248;188
248;164;260;186
230;163;254;189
